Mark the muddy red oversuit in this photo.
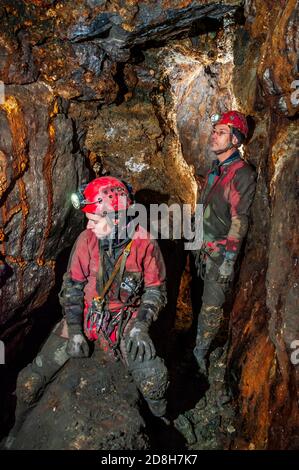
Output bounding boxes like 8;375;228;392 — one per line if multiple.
10;225;168;445
193;150;256;379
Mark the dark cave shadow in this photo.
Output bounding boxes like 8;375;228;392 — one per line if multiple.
134;188;170;206
246;115;256;144
167;338;209;419
129;9;245;55
0;255;14;290
151;239;186;356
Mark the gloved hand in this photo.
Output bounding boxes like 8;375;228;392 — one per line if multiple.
217;259;234;285
126;321;156;362
66;324;89;358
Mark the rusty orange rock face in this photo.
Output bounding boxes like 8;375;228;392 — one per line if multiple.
0;84;87;353
239;333;275;449
230;1;299;447
228;118;299;448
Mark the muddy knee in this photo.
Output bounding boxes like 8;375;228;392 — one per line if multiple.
130;357;169;408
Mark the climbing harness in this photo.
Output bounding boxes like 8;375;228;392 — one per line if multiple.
84;239;143;352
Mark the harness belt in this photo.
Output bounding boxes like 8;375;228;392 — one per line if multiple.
84;240;135;350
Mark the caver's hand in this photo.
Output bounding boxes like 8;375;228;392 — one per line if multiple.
66;324;89;358
217;259;234;286
126;321;156;362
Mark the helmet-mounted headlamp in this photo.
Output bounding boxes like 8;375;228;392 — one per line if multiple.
71;187;85;210
210;113;221;125
71;185;102;210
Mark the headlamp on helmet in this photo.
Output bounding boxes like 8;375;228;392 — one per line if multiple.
71;189;84;210
71;185;102;210
211;113;221;125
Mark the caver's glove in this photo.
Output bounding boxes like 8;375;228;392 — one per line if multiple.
217;258;234;286
66;324;89;358
126;284;166;362
126;321;156;362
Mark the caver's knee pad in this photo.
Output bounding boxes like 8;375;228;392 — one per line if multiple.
200;304;224;332
128;355;169;402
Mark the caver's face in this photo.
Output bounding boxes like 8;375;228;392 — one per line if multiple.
209;124;231;152
86;213;113;239
209;123;238;153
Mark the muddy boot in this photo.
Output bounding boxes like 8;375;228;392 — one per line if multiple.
4;363;47;450
208;346;231;408
193;304;223;378
210;367;232;406
5;333;69;448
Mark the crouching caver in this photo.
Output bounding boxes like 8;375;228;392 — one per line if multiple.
7;177;169;447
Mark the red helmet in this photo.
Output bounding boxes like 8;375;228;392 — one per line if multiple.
212;110;248;138
71;176;132;215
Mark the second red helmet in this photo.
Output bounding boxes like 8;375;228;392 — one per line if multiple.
212;110;248;138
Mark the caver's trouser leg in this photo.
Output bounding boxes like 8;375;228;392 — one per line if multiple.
193;303;224;376
193;253;230;376
6;330;70;448
121;339;169;418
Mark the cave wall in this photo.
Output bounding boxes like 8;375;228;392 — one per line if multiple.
228;0;299;449
0;83;88;360
0;0;298;449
